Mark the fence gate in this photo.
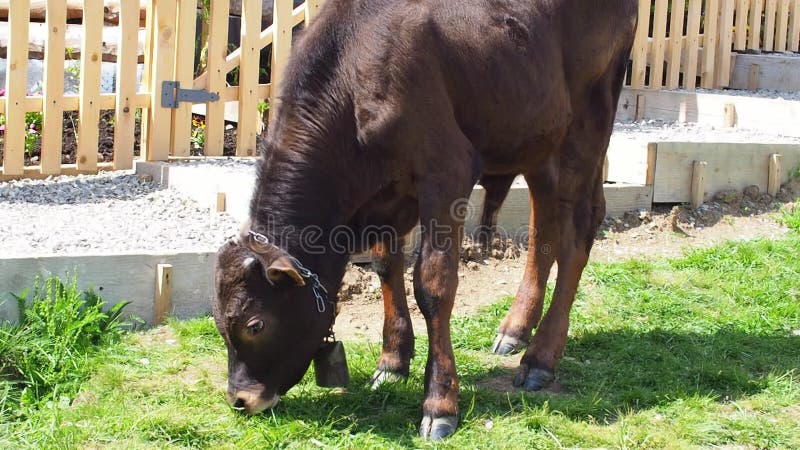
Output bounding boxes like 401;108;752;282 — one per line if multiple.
145;0;323;161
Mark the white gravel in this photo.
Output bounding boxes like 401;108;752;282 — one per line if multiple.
2;118;798;258
0;171;240;257
613;119;800;144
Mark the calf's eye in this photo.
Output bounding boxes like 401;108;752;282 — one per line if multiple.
246;319;265;336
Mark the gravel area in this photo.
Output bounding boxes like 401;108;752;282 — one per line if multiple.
612;119;800;144
0;171;240;257
2;116;798;258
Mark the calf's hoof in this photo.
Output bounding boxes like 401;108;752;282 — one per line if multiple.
513;364;555;391
368;369;406;390
491;333;527;355
420;415;458;440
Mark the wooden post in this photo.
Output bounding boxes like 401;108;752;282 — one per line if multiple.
790;0;800;52
701;0;720;88
749;0;765;50
204;0;229;156
154;263;173;324
269;0;294;121
236;0;260;157
113;0;140;170
768;154;783;196
216;192;227;212
602;156;609;183
723;103;736;127
635;94;646;121
305;0;321;24
650;0;668;89
3;0;30;176
41;0;66;175
691;160;708;209
748;64;760;90
170;0;197;157
146;0;177;161
716;0;735;88
764;0;778;51
630;0;651;89
684;0;703;90
645;143;657;187
776;0;790;51
76;0;103;173
667;0;686;89
734;0;751;50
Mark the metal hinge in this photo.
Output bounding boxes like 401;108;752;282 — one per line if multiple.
161;81;220;108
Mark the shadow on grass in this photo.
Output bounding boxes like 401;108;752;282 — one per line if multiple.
272;327;798;442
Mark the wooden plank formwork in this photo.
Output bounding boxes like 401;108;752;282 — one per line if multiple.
652;142;800;203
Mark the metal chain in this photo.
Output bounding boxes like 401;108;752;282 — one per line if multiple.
247;230;332;315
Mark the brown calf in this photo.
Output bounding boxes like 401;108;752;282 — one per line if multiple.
213;0;637;440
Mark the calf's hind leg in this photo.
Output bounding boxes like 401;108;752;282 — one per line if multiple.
370;238;415;388
492;161;559;355
474;174;515;249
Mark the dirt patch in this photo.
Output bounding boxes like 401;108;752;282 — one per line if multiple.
333;181;799;342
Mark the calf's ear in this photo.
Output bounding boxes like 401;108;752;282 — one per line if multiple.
266;256;306;287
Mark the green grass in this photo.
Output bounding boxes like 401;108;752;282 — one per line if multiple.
2;235;799;449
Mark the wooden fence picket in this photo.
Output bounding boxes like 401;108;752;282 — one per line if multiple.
113;0;140;170
666;0;685;89
684;0;703;90
236;0;261;157
3;0;30;176
170;0;197;157
41;0;66;175
145;0;177;161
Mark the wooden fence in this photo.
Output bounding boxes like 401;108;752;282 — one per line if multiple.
0;0;798;180
630;0;800;91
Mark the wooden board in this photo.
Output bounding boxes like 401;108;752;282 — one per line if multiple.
777;0;791;51
630;0;651;89
728;52;800;91
0;22;147;62
236;0;260;157
0;0;147;24
3;0;30;176
616;88;800;137
684;0;703;90
77;0;103;172
170;0;197;158
715;0;735;87
791;0;800;52
650;0;668;89
764;0;778;51
0;252;216;326
652;142;800;203
734;0;751;50
203;0;229;156
40;0;66;175
269;0;294;120
112;0;141;170
701;0;720;88
666;0;685;89
145;0;177;162
749;0;765;49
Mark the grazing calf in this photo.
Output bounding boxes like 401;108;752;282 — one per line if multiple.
213;0;637;440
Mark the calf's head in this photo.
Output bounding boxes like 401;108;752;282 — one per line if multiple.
213;239;332;414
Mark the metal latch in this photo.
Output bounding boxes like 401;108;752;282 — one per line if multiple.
161;81;220;108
